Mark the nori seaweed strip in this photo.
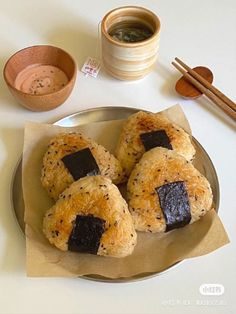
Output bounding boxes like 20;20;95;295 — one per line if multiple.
156;181;191;232
62;147;100;181
68;215;105;254
140;130;172;151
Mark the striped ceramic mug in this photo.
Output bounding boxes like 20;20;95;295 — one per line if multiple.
101;6;161;81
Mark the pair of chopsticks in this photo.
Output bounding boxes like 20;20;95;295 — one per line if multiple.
172;57;236;121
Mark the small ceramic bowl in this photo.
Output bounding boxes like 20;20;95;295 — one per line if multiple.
3;45;77;111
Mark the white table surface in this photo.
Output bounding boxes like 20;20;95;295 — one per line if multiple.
0;0;235;313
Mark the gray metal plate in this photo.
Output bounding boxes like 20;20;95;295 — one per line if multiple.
11;106;219;282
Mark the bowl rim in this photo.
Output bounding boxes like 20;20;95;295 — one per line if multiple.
3;44;77;97
101;5;161;47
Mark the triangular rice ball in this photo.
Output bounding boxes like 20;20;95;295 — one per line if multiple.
41;132;126;200
43;176;137;258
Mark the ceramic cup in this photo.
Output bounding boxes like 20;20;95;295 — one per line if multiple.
101;6;161;81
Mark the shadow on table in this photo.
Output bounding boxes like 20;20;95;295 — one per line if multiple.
155;61;180;99
0;128;25;273
47;20;98;70
196;96;236;131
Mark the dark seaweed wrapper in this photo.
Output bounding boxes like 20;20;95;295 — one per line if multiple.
68;215;105;255
156;181;191;232
61;147;100;181
140;130;173;151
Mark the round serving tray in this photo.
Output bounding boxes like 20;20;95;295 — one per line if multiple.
11;106;220;282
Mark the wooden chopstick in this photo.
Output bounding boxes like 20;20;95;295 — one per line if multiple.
175;57;236;112
172;60;236;121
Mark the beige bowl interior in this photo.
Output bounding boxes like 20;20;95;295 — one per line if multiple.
4;45;76;89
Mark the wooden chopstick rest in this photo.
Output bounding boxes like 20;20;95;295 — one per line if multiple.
172;58;236;121
175;66;213;99
175;57;236;112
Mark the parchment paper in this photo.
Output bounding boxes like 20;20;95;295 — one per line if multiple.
22;105;229;278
